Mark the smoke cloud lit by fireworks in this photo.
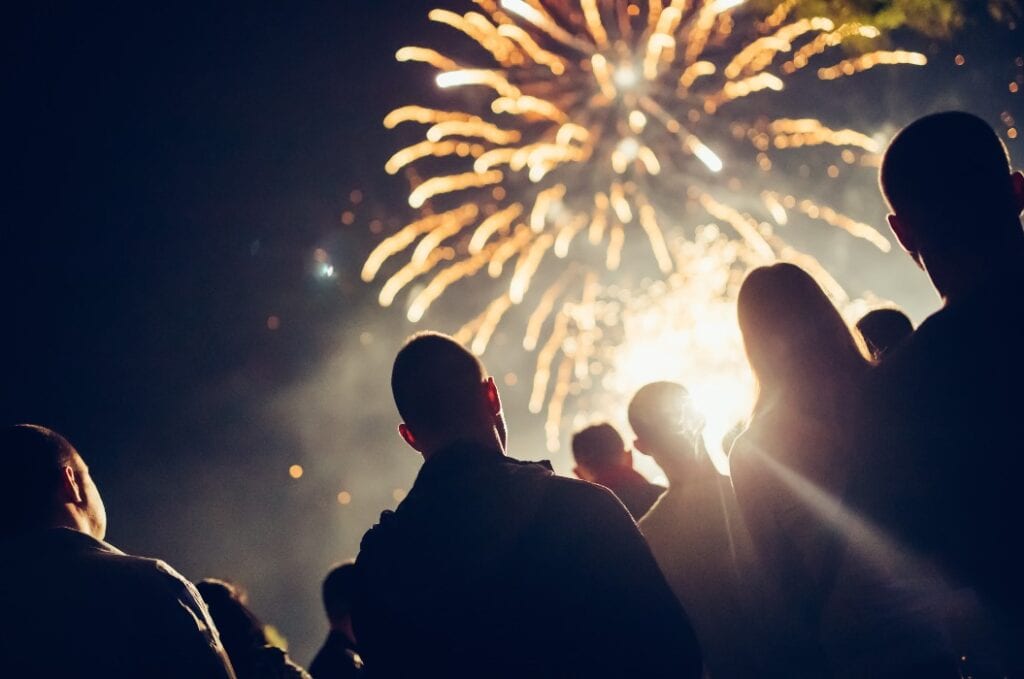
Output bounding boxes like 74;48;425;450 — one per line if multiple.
362;0;928;449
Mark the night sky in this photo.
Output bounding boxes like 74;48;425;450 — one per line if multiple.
5;0;1021;664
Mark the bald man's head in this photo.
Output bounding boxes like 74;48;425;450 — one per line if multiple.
0;425;107;539
881;111;1021;257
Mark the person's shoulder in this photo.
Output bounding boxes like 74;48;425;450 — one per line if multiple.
867;308;958;391
893;294;997;360
543;472;611;496
897;307;950;353
96;548;187;584
727;427;781;500
542;474;632;517
94;548;209;612
726;428;759;474
638;491;672;533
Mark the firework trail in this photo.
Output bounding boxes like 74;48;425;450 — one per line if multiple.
363;0;924;449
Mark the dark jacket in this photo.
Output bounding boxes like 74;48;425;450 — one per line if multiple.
309;631;362;679
0;527;236;678
845;270;1024;671
353;443;702;678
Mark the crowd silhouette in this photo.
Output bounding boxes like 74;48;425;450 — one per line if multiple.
2;110;1023;677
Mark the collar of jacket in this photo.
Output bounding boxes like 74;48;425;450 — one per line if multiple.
413;441;554;489
4;526;125;556
423;440;552;472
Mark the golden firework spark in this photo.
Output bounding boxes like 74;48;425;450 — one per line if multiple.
589;228;761;472
364;0;925;451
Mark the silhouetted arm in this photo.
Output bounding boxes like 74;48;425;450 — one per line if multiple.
351;511;411;677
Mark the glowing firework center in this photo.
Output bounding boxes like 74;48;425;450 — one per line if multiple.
363;0;925;453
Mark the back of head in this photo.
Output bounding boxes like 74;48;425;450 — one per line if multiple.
391;332;487;438
571;423;627;473
881;111;1017;253
738;264;867;408
856;307;914;358
628;382;702;450
323;561;358;625
196;579;268;658
0;424;76;536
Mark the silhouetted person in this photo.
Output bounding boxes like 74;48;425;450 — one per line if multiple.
571;422;665;519
730;264;953;677
0;424;236;678
631;381;763;677
856;307;913;359
353;332;702;678
846;111;1024;673
197;579;310;679
309;562;363;679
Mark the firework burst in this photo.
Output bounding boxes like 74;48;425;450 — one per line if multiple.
363;0;924;450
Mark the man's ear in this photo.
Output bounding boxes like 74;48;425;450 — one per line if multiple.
483;377;502;417
1011;171;1024;215
398;423;421;453
59;465;84;504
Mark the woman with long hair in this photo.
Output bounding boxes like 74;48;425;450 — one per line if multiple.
733;262;870;484
730;263;958;677
729;263;872;675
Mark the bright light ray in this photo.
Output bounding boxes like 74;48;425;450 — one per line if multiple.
739;444;961;646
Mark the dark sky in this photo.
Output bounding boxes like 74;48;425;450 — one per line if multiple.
5;0;434;662
5;0;1022;664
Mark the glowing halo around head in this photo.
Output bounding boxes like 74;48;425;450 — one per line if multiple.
578;229;758;473
364;0;925;451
